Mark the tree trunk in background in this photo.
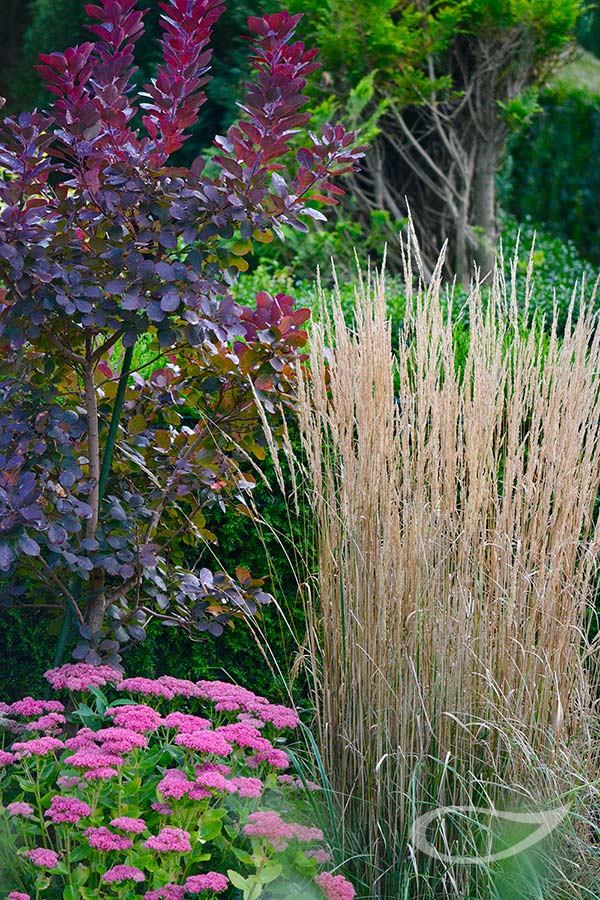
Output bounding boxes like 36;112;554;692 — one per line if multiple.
471;142;498;278
455;196;470;286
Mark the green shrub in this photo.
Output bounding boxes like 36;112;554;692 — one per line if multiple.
248;206;400;284
501;86;600;265
499;213;599;331
237;215;596;341
576;7;600;56
0;607;298;706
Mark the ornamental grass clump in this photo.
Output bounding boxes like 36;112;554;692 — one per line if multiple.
0;663;355;900
297;241;600;899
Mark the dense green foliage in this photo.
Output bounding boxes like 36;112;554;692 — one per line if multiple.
503;86;600;264
499;214;597;316
286;0;583;88
239;212;597;326
576;4;600;55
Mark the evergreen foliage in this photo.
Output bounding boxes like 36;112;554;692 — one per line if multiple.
503;86;600;265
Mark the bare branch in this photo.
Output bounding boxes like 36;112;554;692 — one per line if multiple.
41;327;86;366
91;329;127;363
37;558;85;626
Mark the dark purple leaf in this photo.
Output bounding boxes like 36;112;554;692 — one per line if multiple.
160;292;180;312
19;535;40;556
127;623;146;641
48;524;67;546
0;544;14;571
271;172;288;199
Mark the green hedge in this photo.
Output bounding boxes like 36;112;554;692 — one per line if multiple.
0;600;301;706
236;214;597;335
498;213;598;330
502;87;600;265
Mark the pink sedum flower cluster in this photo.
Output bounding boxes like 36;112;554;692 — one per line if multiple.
214;721;271;751
24;848;59;869
157;768;200;801
56;775;81;789
163;711;211;731
8;698;64;716
44;795;91;824
185;872;229;893
7;801;34;818
102;864;145;884
154;676;202;698
12;737;64;759
196;680;301;728
84;826;134;851
64;745;124;782
144;826;192;853
152;801;174;815
278;774;321;791
119;677;177;699
229;775;263;798
24;712;66;732
1;663;352;900
144;886;185;900
8;698;64;715
110;816;147;834
247;747;290;769
173;729;233;756
105;704;163;732
95;726;149;752
315;872;357;900
307;849;333;864
243;810;323;852
0;701;66;740
44;664;123;692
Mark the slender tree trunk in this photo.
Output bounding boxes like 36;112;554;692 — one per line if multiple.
471;141;498;277
83;359;100;537
455;194;470;286
82;357;105;632
84;579;106;631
